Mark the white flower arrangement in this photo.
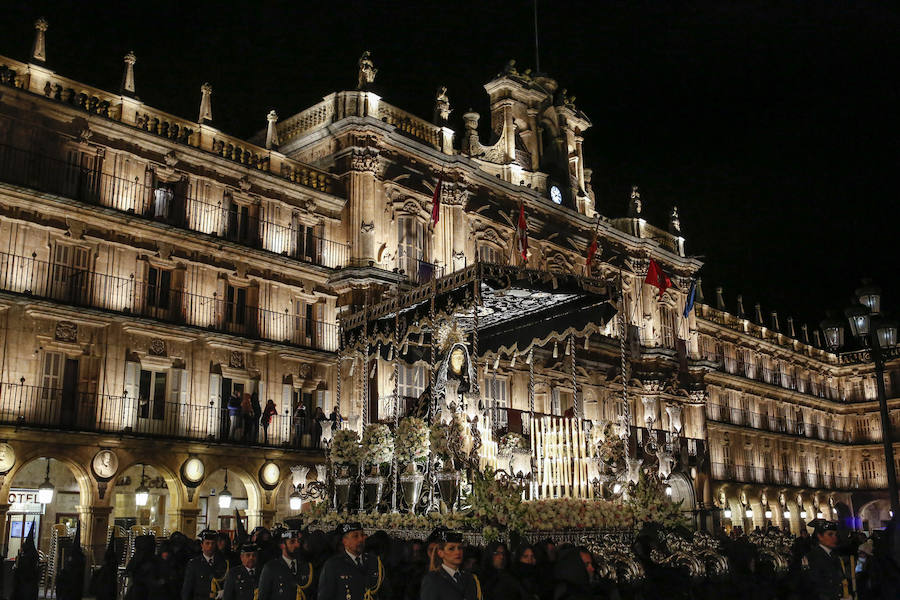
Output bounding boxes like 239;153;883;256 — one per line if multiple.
499;432;527;455
362;423;395;466
395;417;430;464
330;429;362;465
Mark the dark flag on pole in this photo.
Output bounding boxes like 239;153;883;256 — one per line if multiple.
431;176;443;226
683;279;697;317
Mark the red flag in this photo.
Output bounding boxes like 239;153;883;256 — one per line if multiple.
644;258;671;299
516;203;529;261
431;176;442;226
586;232;599;266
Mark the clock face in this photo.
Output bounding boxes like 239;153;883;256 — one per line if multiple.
91;450;118;479
182;458;205;484
0;443;15;473
550;186;563;205
260;462;280;487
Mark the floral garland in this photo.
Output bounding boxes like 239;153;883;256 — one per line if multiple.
362;423;395;466
330;429;362;465
498;432;527;454
395;417;430;464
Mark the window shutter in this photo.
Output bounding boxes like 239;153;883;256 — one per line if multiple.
123;359;140;429
282;383;293;445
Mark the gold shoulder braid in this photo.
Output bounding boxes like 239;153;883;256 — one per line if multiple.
472;573;482;600
362;556;384;600
210;560;230;599
296;563;314;600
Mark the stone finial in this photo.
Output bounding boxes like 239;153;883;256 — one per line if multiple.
198;83;213;123
695;278;705;303
121;51;137;95
434;86;451;125
770;311;780;331
461;110;480;155
628;185;642;217
715;287;726;311
32;17;48;63
736;294;746;318
801;323;810;344
787;317;796;338
357;50;377;90
754;302;764;325
669;206;681;235
265;110;279;149
812;329;822;347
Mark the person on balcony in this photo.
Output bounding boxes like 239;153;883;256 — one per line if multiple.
294;402;308;448
329;406;342;431
240;393;253;442
261;400;277;444
313;406;327;449
228;392;242;441
249;392;262;443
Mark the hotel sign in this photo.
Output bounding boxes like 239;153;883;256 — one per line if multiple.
8;489;44;514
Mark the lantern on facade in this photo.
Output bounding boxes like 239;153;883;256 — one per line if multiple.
218;469;233;509
38;458;55;505
135;465;150;507
289;486;303;511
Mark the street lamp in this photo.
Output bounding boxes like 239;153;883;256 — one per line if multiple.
218;469;233;509
135;465;150;507
38;458;54;504
289;486;303;511
821;279;900;517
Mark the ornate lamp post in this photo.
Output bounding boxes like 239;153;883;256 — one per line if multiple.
821;279;899;517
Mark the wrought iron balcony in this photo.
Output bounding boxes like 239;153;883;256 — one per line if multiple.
710;462;862;490
705;404;849;443
0;251;337;352
0;382;324;450
0;143;349;269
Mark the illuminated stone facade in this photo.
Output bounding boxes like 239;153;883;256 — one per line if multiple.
0;19;896;562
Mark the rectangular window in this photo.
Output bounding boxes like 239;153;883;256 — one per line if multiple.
398;216;426;280
660;307;677;349
225;285;247;326
398;364;426;401
861;461;876;481
50;243;91;302
146;266;171;310
478;245;503;265
486;376;509;427
137;369;167;420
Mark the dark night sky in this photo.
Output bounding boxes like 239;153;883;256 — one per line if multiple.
4;1;898;333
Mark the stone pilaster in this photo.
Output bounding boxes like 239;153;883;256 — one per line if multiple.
169;508;200;537
245;509;276;530
348;147;380;264
77;505;113;562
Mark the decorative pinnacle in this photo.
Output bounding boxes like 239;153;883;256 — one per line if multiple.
32;17;48;63
124;51;136;65
35;17;48;32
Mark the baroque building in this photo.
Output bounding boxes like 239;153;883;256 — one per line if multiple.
0;19;896;564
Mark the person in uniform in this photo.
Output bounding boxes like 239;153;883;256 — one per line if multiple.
223;543;260;600
317;522;388;600
258;530;314;600
182;529;230;600
420;531;482;600
802;519;849;600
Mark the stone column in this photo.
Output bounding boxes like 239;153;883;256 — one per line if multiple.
575;136;586;194
526;108;541;170
169;508;200;537
77;505;113;563
0;502;9;558
348;147;379;264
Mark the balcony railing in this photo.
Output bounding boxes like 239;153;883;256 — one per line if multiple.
0;143;349;268
700;352;848;401
705;404;850;443
0;251;337;352
710;462;862;489
397;254;444;285
0;382;324;450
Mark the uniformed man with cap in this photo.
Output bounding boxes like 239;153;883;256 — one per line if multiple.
317;522;388;600
258;530;313;600
420;530;482;600
222;543;260;600
182;530;230;600
802;519;850;600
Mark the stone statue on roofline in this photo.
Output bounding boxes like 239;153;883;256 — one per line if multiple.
434;86;451;125
357;51;377;90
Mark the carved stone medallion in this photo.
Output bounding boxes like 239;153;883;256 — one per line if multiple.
149;338;167;356
91;450;119;480
229;351;245;369
55;321;78;342
0;443;15;473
